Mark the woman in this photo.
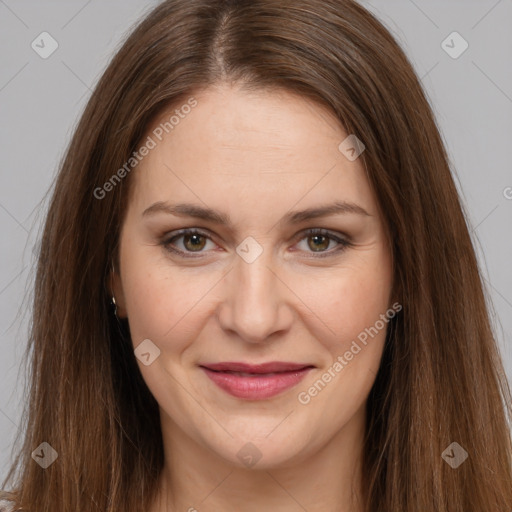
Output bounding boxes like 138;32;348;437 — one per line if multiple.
1;0;511;510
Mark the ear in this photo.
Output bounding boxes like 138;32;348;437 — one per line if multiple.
109;266;128;318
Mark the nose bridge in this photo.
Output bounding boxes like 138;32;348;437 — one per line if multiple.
219;238;291;343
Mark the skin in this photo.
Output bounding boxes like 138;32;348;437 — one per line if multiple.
111;83;394;512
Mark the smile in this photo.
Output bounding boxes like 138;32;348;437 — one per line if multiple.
199;362;315;400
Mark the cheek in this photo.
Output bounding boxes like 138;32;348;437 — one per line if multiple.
294;272;391;428
120;231;392;355
295;250;392;351
299;251;392;410
123;273;193;347
120;244;224;357
119;242;187;346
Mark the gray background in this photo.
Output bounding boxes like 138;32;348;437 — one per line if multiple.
0;0;511;480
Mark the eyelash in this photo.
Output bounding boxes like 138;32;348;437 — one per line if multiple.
161;228;352;259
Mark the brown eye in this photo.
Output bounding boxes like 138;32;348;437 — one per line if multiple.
162;229;215;256
162;228;351;259
182;233;207;252
295;229;351;258
307;234;331;252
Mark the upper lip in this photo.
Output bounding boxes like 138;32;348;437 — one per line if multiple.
200;362;314;373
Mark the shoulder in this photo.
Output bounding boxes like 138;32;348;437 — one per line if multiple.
0;499;14;511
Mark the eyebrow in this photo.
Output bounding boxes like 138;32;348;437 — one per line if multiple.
142;200;371;225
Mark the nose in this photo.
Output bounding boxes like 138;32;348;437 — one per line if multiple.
217;247;294;344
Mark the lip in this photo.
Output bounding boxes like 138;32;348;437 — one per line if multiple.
199;361;314;400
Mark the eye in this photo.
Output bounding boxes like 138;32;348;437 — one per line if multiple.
162;228;216;257
161;228;351;258
294;228;351;258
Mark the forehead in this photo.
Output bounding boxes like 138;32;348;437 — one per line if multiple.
128;84;378;222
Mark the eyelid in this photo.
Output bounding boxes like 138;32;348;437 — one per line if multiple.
291;228;351;258
162;228;217;258
161;227;351;258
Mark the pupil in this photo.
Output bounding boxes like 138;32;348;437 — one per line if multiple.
185;234;205;251
310;235;328;251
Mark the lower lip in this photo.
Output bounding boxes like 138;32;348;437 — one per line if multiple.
201;367;313;400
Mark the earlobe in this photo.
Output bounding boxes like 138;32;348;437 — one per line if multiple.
109;265;128;318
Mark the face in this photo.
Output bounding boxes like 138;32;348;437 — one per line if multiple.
112;83;394;469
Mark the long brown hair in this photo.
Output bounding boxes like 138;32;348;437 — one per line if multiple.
2;0;511;510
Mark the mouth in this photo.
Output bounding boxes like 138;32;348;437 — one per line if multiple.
199;361;315;400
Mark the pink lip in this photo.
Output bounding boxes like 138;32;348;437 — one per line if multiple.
200;361;314;400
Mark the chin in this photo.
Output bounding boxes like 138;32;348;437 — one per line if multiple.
205;430;312;471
